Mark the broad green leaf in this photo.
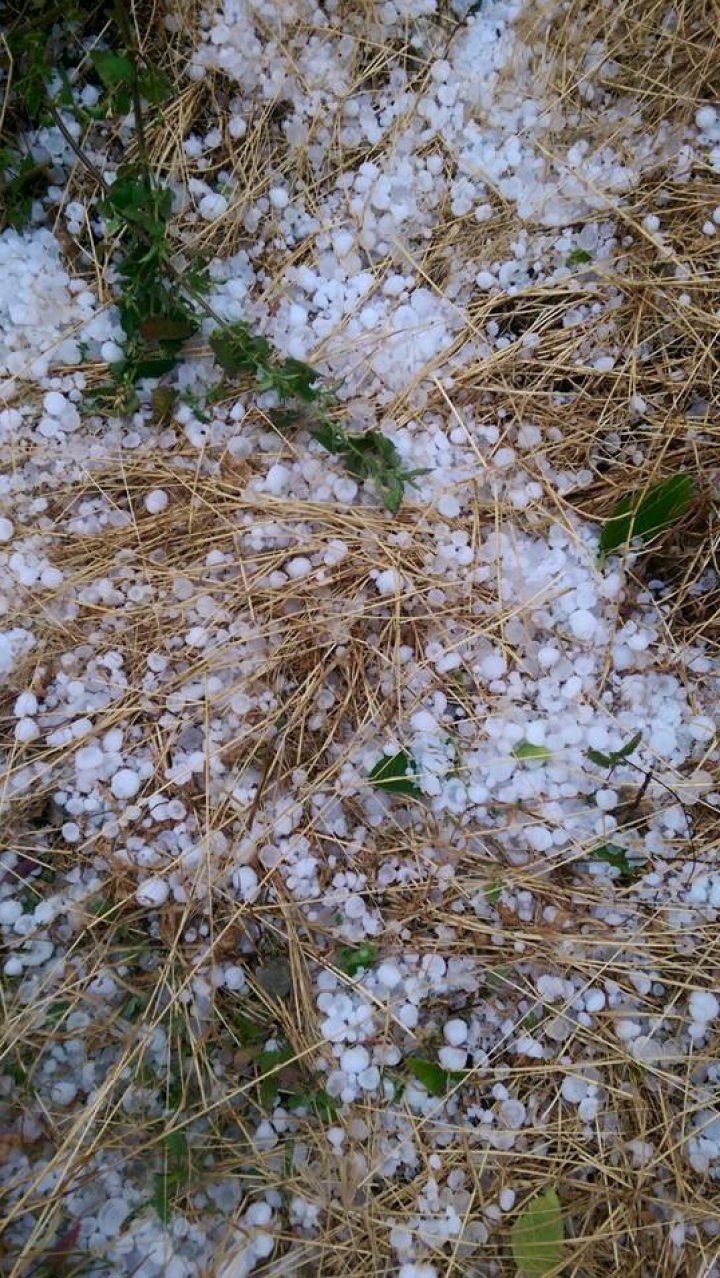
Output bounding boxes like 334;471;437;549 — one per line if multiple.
511;1187;565;1277
485;882;502;906
513;741;551;761
91;50;135;87
406;1057;448;1096
139;316;197;343
256;957;292;998
369;750;421;797
586;730;642;770
599;473;693;555
337;943;378;977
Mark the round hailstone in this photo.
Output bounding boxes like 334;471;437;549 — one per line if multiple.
136;877;169;907
111;767;141;799
569;608;597;640
689;990;719;1023
443;1018;468;1046
0;518;14;542
144;489;169;514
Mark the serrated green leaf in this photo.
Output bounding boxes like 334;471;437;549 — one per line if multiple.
599;473;694;555
406;1057;448;1096
369;750;421;797
511;1187;565;1277
91;50;135;87
337;943;378;977
586;730;642;770
513;741;551;761
210;323;273;376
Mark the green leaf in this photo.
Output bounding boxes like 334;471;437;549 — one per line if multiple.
45;1000;70;1027
139;316;197;343
511;1187;565;1277
91;50;135;87
369;750;421;797
138;65;173;104
256;957;292;998
256;1044;295;1109
599;473;694;555
261;357;322;403
286;1087;339;1121
152;1173;172;1225
566;248;592;266
337;943;378;977
485;883;502;906
586;730;642;770
406;1057;448;1096
513;741;551;761
589;843;640;881
210;322;273;376
164;1129;188;1164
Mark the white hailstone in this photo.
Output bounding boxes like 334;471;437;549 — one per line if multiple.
596;789;618;811
111;767;141;799
136;877;169;907
198;192;229;220
265;464;290;495
443;1018;468;1046
0;518;14;542
376;961;402;988
561;1076;589;1103
144;489;169;514
235;866;258;901
50;1081;77;1106
689;991;719;1024
0;900;23;925
14;717;39;743
76;744;104;771
340;1046;370;1074
269;187;289;209
101;340;125;363
43;391;67;416
499;1188;516;1212
584;990;606;1013
286;557;312;579
358;1065;381;1090
13;692;37;717
438;1046;467;1071
696;105;718;130
569;609;597;640
375;568;401;595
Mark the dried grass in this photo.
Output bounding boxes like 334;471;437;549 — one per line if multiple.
2;0;720;1274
